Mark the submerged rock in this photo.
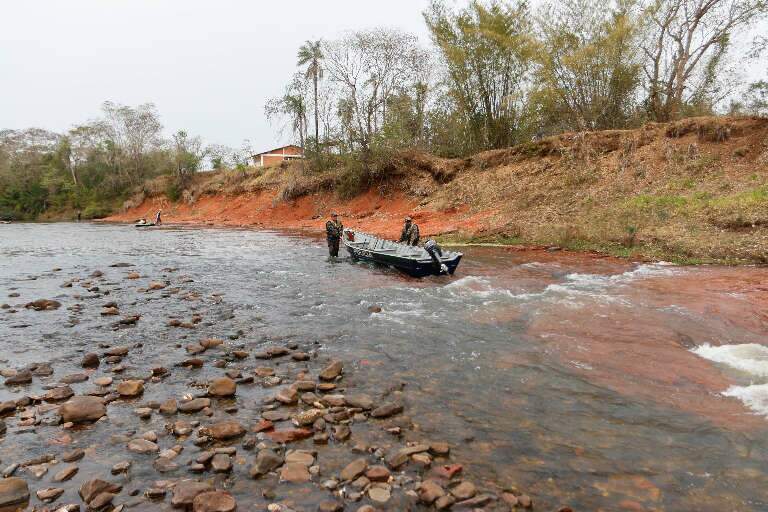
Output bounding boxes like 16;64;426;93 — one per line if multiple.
59;396;107;423
193;490;236;512
25;299;61;311
208;377;236;398
0;477;29;508
319;361;343;381
249;449;284;478
117;379;144;397
171;480;214;508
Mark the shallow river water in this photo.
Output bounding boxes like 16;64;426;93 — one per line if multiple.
2;223;768;511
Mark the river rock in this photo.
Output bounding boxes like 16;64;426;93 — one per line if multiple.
418;480;445;504
25;299;61;311
200;338;224;349
211;454;232;473
266;428;313;443
285;450;315;467
79;479;121;504
62;448;85;462
365;465;390;482
53;465;79;482
179;398;210;413
280;462;311;483
368;485;391;504
340;458;368;481
127;438;159;454
435;495;456;509
193;490;236;512
293;408;325;427
250;449;284;478
94;376;113;387
0;478;29;508
44;386;74;402
171;480;214;508
101;307;119;316
208;377;236;397
345;394;373;410
4;370;32;386
111;461;131;474
207;420;246;440
154;457;180;473
275;386;298;404
81;353;100;368
37;487;65;502
319;361;343;381
160;398;178;414
451;481;477;500
59;396;106;423
0;400;16;415
317;502;343;512
117;379;144;397
61;373;89;384
371;403;403;418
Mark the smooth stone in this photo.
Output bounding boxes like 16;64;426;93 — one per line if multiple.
62;449;85;463
208;377;236;398
160;399;178;414
81;353;100;368
192;490;236;512
171;480;214;508
127;438;159;454
250;449;284;478
319;361;343;381
340;458;368;481
285;450;315;467
206;420;246;440
59;396;106;423
79;479;122;504
345;394;373;410
280;462;311;483
94;377;113;387
53;465;79;482
0;478;30;507
418;480;445;504
116;380;144;397
37;487;65;502
368;486;391;504
371;403;403;418
178;398;210;413
211;454;232;473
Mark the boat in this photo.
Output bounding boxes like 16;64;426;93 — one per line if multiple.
134;222;156;228
342;230;462;277
0;220;11;224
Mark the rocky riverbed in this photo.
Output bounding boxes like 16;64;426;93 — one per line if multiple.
0;259;539;512
5;224;768;511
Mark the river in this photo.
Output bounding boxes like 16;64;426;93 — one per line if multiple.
2;223;768;511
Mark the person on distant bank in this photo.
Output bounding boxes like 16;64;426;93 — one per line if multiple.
325;212;344;258
155;210;162;225
398;216;420;246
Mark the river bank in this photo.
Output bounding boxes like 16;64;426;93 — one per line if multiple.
104;116;768;265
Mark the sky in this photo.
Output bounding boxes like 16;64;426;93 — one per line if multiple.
1;1;765;153
0;0;434;151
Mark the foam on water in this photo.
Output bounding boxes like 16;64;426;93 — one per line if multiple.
723;384;768;417
692;343;768;378
692;343;768;417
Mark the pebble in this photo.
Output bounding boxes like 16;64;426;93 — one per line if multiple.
53;465;79;482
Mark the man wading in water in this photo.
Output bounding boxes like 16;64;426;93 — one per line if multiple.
399;216;420;246
326;212;343;258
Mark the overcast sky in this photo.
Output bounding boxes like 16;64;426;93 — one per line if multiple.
1;0;433;151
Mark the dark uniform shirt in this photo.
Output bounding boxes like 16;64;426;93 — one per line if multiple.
326;219;344;240
399;222;420;246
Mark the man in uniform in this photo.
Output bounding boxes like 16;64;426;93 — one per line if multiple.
326;212;344;258
398;216;420;246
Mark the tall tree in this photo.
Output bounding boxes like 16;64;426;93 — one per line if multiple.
297;40;324;151
641;0;768;121
424;0;538;150
537;0;642;131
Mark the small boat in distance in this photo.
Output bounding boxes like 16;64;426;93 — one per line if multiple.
343;230;462;277
0;220;11;224
134;222;156;228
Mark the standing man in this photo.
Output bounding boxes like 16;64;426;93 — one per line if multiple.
155;210;162;225
326;212;343;258
398;216;420;246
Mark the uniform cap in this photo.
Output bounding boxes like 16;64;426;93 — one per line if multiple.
405;216;412;221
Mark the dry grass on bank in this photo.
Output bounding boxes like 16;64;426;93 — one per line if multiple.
125;115;768;263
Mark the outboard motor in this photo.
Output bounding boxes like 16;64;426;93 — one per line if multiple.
424;239;449;274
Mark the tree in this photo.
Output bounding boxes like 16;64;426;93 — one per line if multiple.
171;130;206;184
265;74;310;148
324;28;429;152
424;0;538;150
297;40;324;151
536;0;643;131
641;0;768;121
